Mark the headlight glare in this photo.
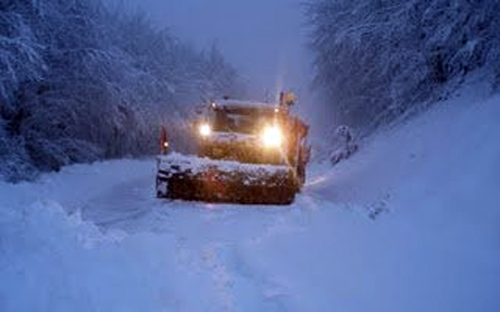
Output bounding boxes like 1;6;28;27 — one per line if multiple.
261;125;282;147
199;123;211;137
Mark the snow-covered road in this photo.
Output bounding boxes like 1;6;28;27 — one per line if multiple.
1;84;500;312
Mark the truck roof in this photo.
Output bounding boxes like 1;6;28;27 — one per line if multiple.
214;99;278;110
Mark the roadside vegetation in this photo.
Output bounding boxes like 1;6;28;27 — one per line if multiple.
0;0;244;181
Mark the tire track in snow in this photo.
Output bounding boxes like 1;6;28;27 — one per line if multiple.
71;160;332;311
200;242;292;312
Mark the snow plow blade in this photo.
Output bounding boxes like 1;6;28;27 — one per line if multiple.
156;153;298;205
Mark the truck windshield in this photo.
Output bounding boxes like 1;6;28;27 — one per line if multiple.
212;107;276;134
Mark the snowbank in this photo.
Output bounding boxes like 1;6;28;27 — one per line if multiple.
297;82;500;311
0;160;181;312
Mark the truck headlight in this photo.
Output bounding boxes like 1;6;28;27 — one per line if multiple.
261;125;282;147
199;123;211;137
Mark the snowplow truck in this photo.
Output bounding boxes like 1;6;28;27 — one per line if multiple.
156;94;310;205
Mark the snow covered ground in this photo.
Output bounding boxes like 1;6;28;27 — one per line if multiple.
1;84;499;312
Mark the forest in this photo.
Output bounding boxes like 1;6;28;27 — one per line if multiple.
0;0;244;181
306;0;500;131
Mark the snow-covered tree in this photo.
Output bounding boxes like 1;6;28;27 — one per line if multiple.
306;0;500;131
0;0;245;182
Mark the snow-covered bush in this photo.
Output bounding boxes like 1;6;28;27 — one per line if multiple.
328;125;358;166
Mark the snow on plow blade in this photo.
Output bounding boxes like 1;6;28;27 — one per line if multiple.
156;153;298;205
